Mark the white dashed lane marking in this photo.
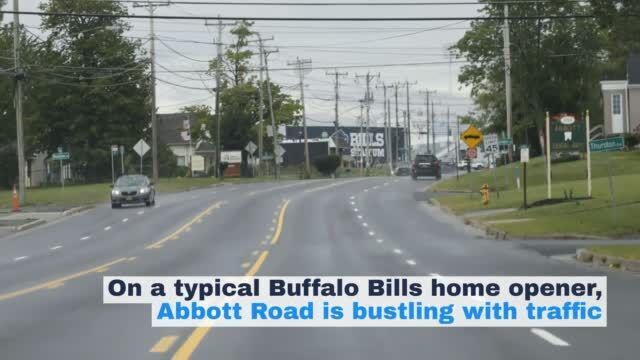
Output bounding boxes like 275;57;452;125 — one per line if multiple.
14;256;28;262
393;249;403;255
368;231;375;236
350;196;355;200
80;236;91;241
406;259;417;266
353;208;358;212
50;245;62;251
357;215;363;219
362;222;368;227
122;218;128;223
376;239;384;243
137;210;144;215
530;328;570;347
104;226;112;231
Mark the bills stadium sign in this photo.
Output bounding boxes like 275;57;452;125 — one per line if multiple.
285;126;405;162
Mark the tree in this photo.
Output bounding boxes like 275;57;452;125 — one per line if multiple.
453;0;606;154
35;0;150;182
201;21;302;175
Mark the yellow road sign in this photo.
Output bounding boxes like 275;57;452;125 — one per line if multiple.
460;125;483;149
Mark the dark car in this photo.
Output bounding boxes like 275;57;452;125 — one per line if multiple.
411;154;441;180
111;175;156;208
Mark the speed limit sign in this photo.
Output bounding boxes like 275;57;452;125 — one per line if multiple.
484;133;499;153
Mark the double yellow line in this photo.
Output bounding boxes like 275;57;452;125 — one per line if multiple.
146;201;225;250
171;199;290;360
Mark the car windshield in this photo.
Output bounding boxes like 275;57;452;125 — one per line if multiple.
115;176;147;187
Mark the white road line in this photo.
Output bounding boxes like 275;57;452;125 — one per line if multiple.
373;186;379;190
430;273;442;278
393;248;403;255
122;218;128;223
383;182;389;186
376;239;384;243
350;196;355;200
368;231;375;237
273;211;279;215
14;256;28;262
406;259;417;266
530;328;570;347
50;245;62;251
353;208;358;212
104;226;112;231
357;215;363;219
137;210;144;215
269;227;275;232
364;189;369;192
350;201;355;205
362;222;368;227
80;236;91;241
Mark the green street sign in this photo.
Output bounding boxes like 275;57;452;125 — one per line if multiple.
590;136;624;153
499;138;513;146
52;152;70;160
550;114;586;152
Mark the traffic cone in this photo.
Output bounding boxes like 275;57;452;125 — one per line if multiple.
11;184;20;213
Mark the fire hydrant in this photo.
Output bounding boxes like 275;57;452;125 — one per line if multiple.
480;184;490;206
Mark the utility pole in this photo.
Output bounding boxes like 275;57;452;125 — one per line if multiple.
402;111;407;161
456;114;461;181
263;42;280;179
421;89;437;155
205;17;235;178
326;69;349;133
387;98;393;175
359;101;365;176
431;93;437;155
447;106;451;153
503;3;513;162
404;81;417;161
133;1;170;182
356;72;379;174
254;34;274;176
377;83;393;170
394;84;400;166
12;0;25;204
288;57;312;178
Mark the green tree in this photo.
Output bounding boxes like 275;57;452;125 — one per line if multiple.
200;21;302;175
36;0;150;182
453;0;606;153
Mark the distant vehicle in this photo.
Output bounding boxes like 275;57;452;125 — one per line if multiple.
394;163;411;176
457;160;484;170
111;175;156;209
411;154;441;180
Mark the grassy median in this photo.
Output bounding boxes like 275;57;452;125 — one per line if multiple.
587;245;640;260
433;150;640;237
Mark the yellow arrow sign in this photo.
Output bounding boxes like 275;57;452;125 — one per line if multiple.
460;125;483;149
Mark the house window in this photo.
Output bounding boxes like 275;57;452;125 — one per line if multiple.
177;156;186;167
612;94;622;115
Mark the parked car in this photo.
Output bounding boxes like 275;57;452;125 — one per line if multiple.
411;154;441;180
111;175;156;209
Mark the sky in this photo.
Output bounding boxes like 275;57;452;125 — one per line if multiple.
8;0;485;145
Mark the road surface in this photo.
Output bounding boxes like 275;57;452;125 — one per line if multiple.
0;176;637;359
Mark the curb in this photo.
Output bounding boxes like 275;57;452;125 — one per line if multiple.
62;205;94;216
576;248;640;272
13;219;46;232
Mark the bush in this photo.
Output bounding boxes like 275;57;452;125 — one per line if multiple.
624;133;640;148
313;155;341;176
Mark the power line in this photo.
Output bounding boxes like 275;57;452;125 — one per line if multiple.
0;10;614;22
104;1;586;6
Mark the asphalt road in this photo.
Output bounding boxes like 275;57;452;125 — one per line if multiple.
0;175;638;359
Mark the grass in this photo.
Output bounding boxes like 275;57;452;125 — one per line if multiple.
587;246;640;260
0;165;388;209
433;150;640;237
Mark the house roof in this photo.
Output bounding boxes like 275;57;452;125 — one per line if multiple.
629;53;640;85
157;113;197;145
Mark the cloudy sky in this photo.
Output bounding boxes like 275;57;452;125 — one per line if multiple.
9;0;484;144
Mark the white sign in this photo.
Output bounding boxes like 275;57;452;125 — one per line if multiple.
133;139;150;157
350;132;386;157
111;145;119;154
221;151;242;164
275;145;286;157
484;133;499;153
267;125;274;137
520;146;530;163
245;141;257;155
